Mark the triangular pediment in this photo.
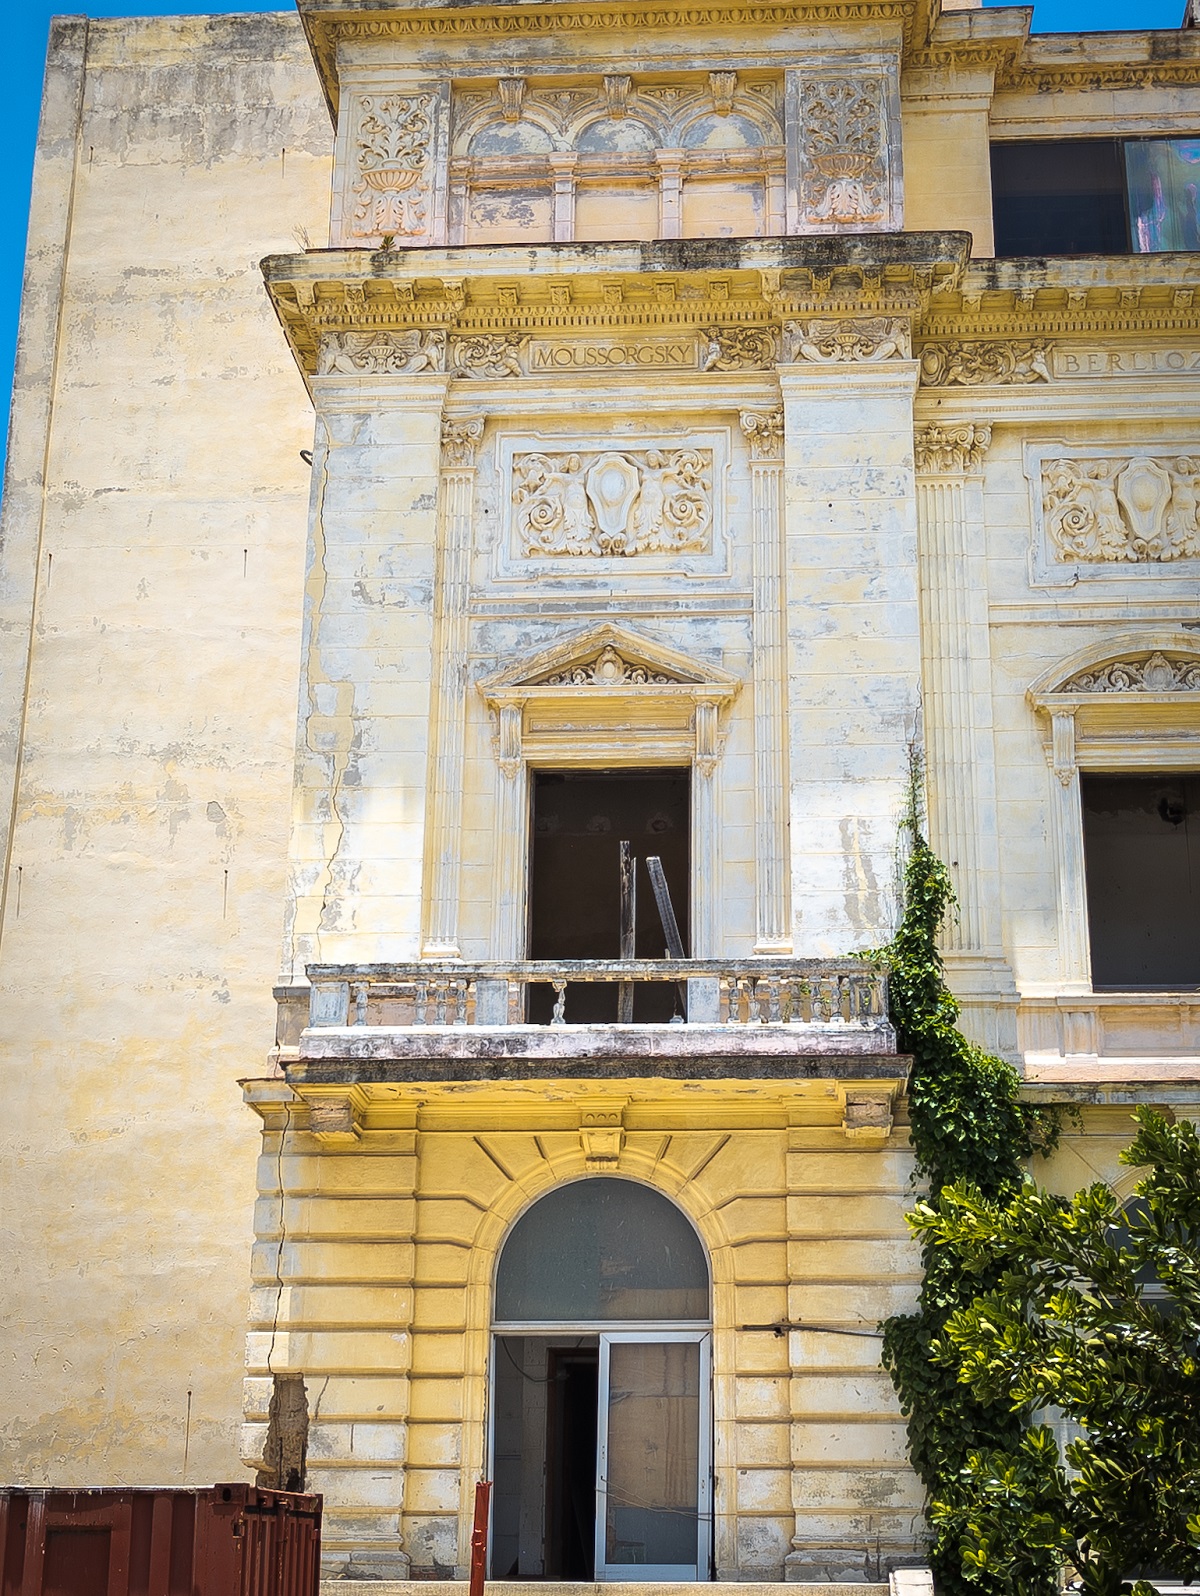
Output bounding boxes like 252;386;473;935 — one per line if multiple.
480;622;738;696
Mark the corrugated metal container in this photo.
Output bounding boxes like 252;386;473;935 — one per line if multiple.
0;1483;321;1596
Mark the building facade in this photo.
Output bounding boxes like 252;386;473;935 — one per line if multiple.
2;0;1199;1586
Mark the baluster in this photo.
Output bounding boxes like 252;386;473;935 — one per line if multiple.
718;975;730;1025
434;980;448;1025
455;980;469;1025
765;977;782;1023
352;981;368;1027
551;980;567;1026
415;980;429;1026
815;977;832;1023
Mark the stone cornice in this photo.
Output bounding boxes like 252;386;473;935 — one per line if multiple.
263;232;969;380
298;0;934;120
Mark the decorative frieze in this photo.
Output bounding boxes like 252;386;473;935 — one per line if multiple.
919;340;1053;386
1042;455;1200;563
914;423;992;475
701;326;778;371
319;330;445;375
350;93;437;240
1059;652;1200;693
783;317;908;363
450;332;526;379
512;448;712;557
740;410;785;462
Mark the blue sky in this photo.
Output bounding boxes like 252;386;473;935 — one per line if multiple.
0;0;1184;485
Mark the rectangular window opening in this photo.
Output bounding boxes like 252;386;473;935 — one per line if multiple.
528;769;690;1023
1081;772;1199;990
990;136;1200;256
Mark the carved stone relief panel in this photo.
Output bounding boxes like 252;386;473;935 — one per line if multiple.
486;430;732;581
1043;455;1200;563
783;317;909;363
919;341;1053;386
1026;443;1200;584
319;330;446;375
1060;652;1200;693
335;83;450;247
512;447;713;556
785;62;901;234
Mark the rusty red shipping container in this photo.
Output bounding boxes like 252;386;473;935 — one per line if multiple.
0;1483;321;1596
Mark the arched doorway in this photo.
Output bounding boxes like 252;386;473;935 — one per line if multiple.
489;1177;712;1582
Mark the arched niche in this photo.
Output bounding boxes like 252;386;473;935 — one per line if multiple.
679;110;766;150
494;1176;711;1325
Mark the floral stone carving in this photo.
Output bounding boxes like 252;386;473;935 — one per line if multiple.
450;333;526;379
1042;455;1200;562
319;330;445;375
919;341;1052;386
513;448;712;556
797;77;887;227
914;423;992;474
351;94;436;239
1060;652;1200;693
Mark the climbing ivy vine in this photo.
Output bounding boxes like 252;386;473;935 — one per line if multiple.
870;765;1062;1596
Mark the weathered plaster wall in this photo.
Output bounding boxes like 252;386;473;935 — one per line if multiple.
0;14;331;1482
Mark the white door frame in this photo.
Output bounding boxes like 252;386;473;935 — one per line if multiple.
595;1329;712;1583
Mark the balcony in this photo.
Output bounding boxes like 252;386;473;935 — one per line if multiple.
273;958;901;1085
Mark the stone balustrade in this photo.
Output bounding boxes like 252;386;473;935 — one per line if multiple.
303;958;888;1032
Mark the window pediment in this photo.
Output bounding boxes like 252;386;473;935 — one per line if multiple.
1029;633;1200;771
479;623;739;770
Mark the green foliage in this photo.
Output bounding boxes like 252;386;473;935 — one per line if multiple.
872;767;1061;1596
916;1110;1200;1596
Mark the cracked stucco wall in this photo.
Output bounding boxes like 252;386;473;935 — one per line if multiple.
0;13;331;1482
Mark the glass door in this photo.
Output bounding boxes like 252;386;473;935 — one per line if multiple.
595;1331;711;1581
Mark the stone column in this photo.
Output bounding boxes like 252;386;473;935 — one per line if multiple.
1047;709;1092;994
423;415;484;959
777;319;922;956
740;409;791;954
284;348;449;975
914;423;1018;1055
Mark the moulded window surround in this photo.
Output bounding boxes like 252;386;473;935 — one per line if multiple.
1028;636;1200;997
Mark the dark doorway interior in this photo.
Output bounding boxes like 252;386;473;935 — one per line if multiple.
491;1336;599;1580
528;769;690;1022
1082;772;1199;989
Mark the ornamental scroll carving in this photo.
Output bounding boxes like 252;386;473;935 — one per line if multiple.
351;94;436;239
919;341;1053;387
1060;652;1200;693
319;330;445;375
784;317;908;363
441;416;485;468
1042;455;1200;563
513;448;712;557
538;646;677;685
450;333;526;379
701;327;777;372
797;76;887;227
914;423;992;474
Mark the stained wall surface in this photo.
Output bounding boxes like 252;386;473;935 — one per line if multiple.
0;14;331;1482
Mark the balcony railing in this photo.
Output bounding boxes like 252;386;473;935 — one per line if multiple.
303;958;889;1032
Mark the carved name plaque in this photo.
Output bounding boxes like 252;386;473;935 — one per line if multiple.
512;447;713;556
527;336;702;372
1052;346;1200;378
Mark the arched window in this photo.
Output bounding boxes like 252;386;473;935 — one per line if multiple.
495;1177;709;1324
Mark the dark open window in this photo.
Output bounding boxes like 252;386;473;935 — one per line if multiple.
528;769;690;1022
991;137;1200;256
1081;773;1199;990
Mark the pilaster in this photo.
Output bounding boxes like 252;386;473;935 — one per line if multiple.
741;409;791;954
778;340;922;956
914;422;1018;1056
423;415;485;959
